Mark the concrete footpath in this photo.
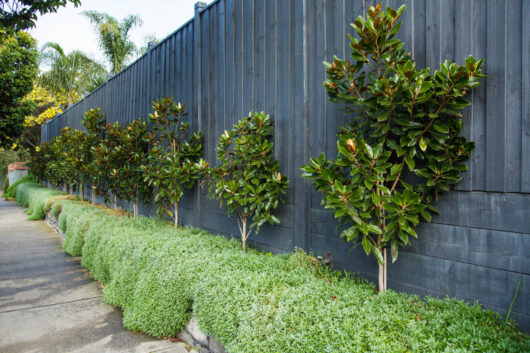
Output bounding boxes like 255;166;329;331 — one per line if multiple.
0;197;188;353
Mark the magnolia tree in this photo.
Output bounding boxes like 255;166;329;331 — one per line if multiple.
65;128;88;199
301;4;484;292
116;118;151;217
81;108;106;204
93;122;124;208
204;112;289;251
143;97;203;226
51;127;77;194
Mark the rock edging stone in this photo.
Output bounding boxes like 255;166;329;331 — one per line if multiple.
178;317;227;353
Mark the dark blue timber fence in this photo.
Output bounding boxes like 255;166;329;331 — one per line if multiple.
41;0;530;330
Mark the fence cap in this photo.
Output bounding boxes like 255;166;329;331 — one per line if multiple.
8;161;28;172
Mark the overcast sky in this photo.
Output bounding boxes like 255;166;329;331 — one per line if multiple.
29;0;215;71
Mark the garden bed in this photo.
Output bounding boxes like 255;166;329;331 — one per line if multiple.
15;182;530;352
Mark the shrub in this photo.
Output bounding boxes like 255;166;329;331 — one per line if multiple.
18;184;530;352
5;173;34;198
62;201;107;256
15;182;74;220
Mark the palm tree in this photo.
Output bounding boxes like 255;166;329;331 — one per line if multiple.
83;11;142;75
39;42;107;104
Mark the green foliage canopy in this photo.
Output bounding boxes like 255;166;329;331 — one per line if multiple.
83;10;142;74
0;30;38;148
0;0;81;32
39;42;107;102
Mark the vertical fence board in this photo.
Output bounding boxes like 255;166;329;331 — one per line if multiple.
522;0;530;193
243;0;254;114
425;0;440;70
485;0;506;192
224;0;234;132
253;0;264;112
505;0;523;193
217;2;226;139
454;0;473;191
234;0;243;123
471;0;487;190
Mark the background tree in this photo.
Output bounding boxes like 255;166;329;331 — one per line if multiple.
143;97;203;226
205;112;289;251
39;42;106;104
27;142;49;182
0;0;81;32
0;146;30;188
301;4;484;292
83;11;142;75
0;30;38;148
17;85;73;151
136;33;158;56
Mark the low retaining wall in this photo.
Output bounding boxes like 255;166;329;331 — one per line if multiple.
7;162;28;186
44;210;227;353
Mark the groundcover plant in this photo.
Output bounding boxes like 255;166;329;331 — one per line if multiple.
13;182;529;353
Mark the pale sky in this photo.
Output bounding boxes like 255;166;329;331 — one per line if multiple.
29;0;215;71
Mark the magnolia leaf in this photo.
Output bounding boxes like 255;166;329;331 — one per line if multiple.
419;137;427;152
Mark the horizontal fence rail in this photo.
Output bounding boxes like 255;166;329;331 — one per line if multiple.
42;0;530;331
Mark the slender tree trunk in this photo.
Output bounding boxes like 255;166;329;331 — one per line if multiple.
79;183;83;200
92;185;96;204
113;194;117;209
173;201;178;227
242;217;247;251
69;184;73;195
383;247;387;290
378;259;385;293
133;189;139;217
63;183;66;193
377;234;386;293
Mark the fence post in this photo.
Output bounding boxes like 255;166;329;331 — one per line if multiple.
193;2;207;227
147;41;156;116
292;0;310;251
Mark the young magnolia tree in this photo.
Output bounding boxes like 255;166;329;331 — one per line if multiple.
81;108;106;204
143;97;203;226
93;122;124;208
116;118;151;217
52;127;77;194
204;112;289;251
43;137;64;188
301;4;484;292
65;128;88;199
